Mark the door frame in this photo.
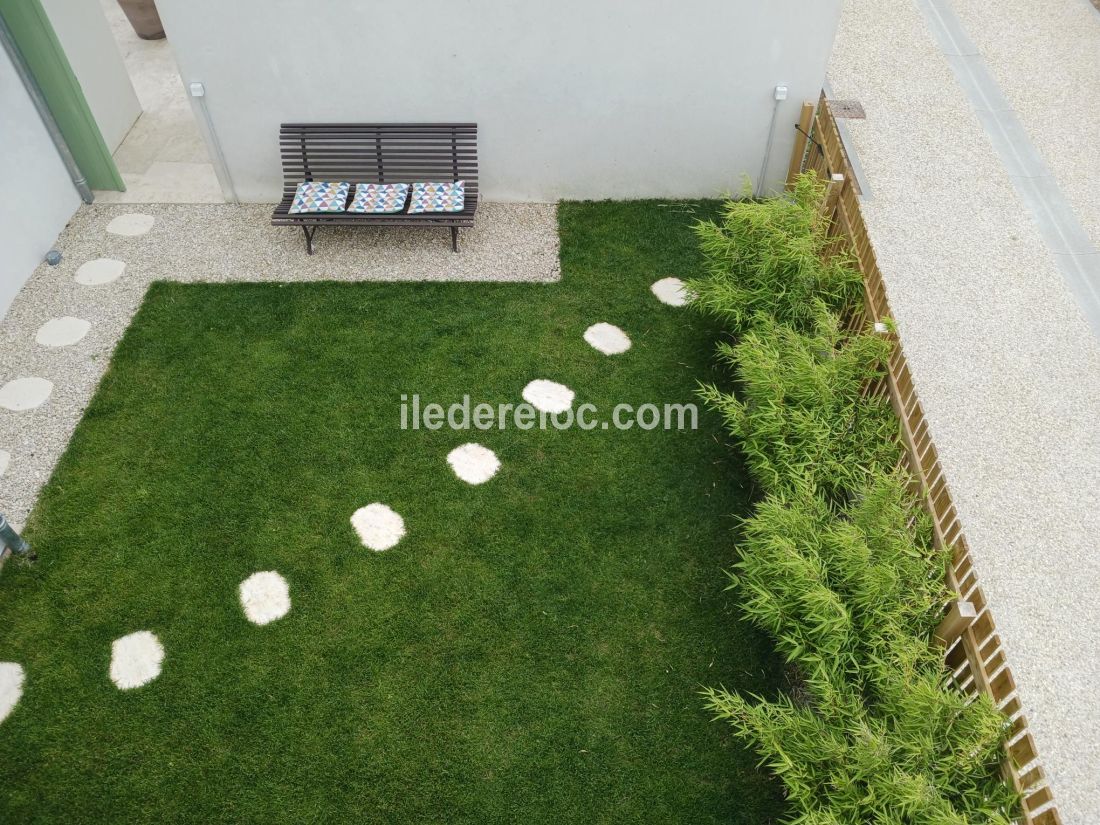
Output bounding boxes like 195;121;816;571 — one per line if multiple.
0;0;124;191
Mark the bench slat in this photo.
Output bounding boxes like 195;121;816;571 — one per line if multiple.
280;122;476;130
283;171;478;180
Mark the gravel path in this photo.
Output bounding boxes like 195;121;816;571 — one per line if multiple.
0;202;558;530
830;1;1100;821
950;0;1100;253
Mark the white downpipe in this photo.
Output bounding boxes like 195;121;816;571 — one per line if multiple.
755;84;788;198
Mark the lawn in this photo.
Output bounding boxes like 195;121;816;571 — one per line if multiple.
0;202;785;823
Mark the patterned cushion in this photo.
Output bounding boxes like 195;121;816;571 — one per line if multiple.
288;181;350;214
348;182;410;214
407;181;466;214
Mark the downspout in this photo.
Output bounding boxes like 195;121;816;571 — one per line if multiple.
755;84;789;198
0;11;94;204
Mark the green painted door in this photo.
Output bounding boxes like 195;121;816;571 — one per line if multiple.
0;0;124;191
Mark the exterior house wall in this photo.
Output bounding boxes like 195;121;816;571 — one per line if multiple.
154;0;842;202
0;46;80;318
40;0;139;152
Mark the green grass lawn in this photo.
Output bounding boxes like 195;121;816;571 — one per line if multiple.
0;202;785;823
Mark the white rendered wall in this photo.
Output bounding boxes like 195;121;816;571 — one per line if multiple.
0;47;80;318
154;0;842;202
41;0;140;152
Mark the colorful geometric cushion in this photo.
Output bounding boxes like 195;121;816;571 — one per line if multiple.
348;182;410;214
288;181;350;214
407;181;466;214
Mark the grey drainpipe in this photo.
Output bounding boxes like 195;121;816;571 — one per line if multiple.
0;11;94;204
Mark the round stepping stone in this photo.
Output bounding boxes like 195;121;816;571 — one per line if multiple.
0;377;53;411
522;379;575;414
447;443;501;485
109;630;164;690
106;213;155;236
0;662;24;724
75;258;126;286
651;277;690;307
0;450;9;477
583;322;632;355
35;316;91;347
351;503;405;551
239;571;291;626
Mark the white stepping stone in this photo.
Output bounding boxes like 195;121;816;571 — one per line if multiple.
0;662;24;724
0;450;9;477
351;503;405;551
583;322;632;355
0;377;53;411
35;317;91;347
651;277;691;307
106;213;155;236
75;258;126;286
447;443;501;485
239;571;291;626
109;630;164;690
522;379;575;414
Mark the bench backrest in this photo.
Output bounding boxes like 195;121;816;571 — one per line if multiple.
279;123;478;202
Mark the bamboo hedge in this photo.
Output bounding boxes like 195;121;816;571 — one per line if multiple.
690;173;1018;825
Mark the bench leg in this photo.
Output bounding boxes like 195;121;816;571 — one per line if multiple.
302;225;316;255
451;226;459;253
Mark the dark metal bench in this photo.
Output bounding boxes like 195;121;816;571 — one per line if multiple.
271;123;479;254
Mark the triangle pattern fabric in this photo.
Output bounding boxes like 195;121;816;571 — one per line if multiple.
348;182;410;214
289;181;350;213
408;180;466;214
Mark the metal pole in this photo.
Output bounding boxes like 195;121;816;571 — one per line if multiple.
0;513;34;560
755;86;786;199
0;10;94;204
189;82;238;204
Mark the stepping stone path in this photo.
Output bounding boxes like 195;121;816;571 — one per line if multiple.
75;259;126;286
584;322;631;355
106;213;155;237
447;443;501;485
239;572;291;626
0;663;24;724
0;377;53;411
6;272;683;715
35;317;91;348
351;503;406;551
522;379;575;414
109;631;164;690
650;277;690;307
1;213;163;709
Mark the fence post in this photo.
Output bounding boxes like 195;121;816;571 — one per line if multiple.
786;101;816;188
823;172;846;216
934;599;977;647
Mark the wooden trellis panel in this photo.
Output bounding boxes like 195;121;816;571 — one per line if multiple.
791;93;1062;825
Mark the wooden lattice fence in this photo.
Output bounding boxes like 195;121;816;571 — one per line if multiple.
787;94;1062;825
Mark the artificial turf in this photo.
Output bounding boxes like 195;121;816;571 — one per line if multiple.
0;202;785;823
